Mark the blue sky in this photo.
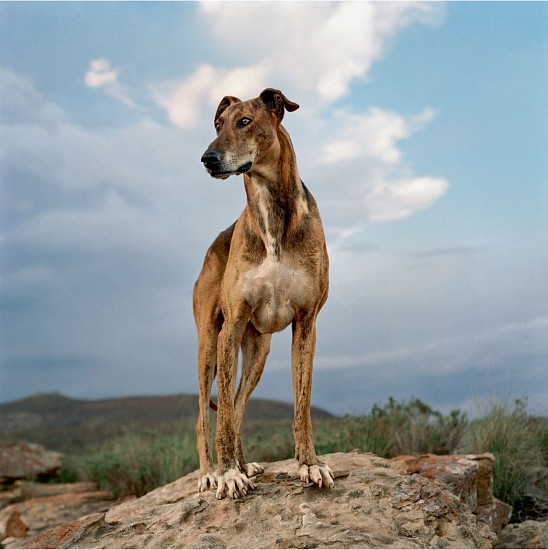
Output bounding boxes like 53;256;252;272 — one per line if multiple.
1;2;547;416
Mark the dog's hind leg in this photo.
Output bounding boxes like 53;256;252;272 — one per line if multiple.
194;224;234;493
234;323;271;478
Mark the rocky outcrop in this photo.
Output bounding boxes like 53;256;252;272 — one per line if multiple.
0;443;62;482
0;443;114;548
22;451;497;549
0;481;115;548
390;453;513;534
496;520;548;549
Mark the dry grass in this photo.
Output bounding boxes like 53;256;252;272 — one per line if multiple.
458;398;547;520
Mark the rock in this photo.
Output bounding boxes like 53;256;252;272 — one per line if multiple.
0;481;24;510
23;451;497;549
390;453;512;534
0;508;28;538
0;443;63;482
476;498;513;536
0;481;100;511
496;520;548;549
0;483;114;548
390;453;495;510
22;513;104;550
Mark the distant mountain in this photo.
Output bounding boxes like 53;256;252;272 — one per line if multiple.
0;392;333;436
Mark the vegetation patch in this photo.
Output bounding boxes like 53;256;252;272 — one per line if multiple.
2;396;545;522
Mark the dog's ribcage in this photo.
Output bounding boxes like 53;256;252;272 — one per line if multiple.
242;255;308;334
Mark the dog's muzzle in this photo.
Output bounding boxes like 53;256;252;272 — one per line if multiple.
201;150;252;179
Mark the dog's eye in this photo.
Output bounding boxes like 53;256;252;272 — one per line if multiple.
237;117;252;128
215;122;221;132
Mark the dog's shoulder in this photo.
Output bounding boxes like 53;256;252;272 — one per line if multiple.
205;221;236;265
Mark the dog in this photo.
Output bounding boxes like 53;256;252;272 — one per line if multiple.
194;88;333;500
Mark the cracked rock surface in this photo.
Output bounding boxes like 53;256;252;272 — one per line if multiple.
24;451;497;549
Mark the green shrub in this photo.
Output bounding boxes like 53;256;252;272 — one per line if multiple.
458;398;547;520
73;426;198;497
244;421;295;462
312;397;467;458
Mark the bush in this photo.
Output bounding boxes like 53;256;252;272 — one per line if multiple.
72;426;198;497
312;397;467;458
458;398;547;521
243;420;295;462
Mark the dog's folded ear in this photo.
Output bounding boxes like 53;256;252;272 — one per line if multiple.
214;96;241;125
260;88;299;121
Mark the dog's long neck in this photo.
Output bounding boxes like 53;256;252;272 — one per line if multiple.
244;126;308;260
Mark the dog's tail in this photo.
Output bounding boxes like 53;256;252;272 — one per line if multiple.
209;398;218;412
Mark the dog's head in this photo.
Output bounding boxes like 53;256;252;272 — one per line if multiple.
201;88;299;180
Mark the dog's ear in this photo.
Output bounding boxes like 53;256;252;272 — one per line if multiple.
260;88;299;121
214;95;241;125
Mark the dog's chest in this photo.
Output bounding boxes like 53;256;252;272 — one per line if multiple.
241;255;309;334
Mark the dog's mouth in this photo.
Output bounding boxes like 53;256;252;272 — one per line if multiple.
210;172;230;180
236;161;252;174
208;161;253;180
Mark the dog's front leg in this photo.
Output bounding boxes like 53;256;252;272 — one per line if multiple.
215;320;256;499
196;324;219;493
291;316;334;489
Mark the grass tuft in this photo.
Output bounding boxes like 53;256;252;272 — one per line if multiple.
67;426;198;497
458;398;547;521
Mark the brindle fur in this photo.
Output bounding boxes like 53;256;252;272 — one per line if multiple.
194;88;333;499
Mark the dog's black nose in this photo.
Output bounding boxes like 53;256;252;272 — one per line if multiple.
201;151;222;167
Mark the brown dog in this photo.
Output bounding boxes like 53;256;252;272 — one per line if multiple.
194;88;333;499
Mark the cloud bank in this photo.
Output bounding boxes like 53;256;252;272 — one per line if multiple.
3;3;545;417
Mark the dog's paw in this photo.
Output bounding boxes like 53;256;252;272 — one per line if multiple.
299;463;335;489
216;468;255;500
243;462;264;478
197;472;218;493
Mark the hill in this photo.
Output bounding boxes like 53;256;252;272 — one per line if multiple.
0;392;333;453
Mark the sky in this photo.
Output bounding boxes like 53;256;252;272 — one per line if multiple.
1;1;547;416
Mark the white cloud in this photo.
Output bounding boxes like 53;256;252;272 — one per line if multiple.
84;58;135;108
305;106;448;228
199;2;443;103
322;107;435;165
149;3;448;230
84;58;118;88
154;3;443;126
365;176;449;222
154;63;268;128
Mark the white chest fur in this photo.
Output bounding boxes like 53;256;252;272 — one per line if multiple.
242;254;309;334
